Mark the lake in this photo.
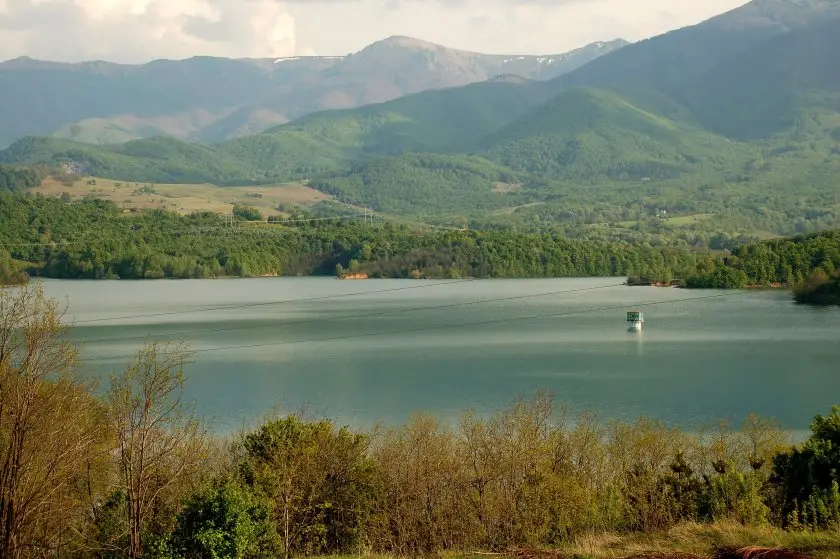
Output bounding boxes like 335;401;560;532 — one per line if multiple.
41;277;840;435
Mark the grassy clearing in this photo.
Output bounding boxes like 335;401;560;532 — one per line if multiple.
304;524;840;559
34;176;334;216
492;182;524;194
663;214;716;226
494;202;546;215
752;230;784;240
613;214;716;228
557;523;840;559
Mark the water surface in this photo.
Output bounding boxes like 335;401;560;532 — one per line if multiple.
41;278;840;434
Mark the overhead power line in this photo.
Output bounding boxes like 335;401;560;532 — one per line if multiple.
78;290;743;364
70;278;477;324
0;241;86;248
77;282;626;344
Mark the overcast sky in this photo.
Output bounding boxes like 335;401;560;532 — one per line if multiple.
0;0;750;63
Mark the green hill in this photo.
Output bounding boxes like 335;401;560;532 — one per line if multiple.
0;136;255;184
310;153;524;215
678;18;840;140
549;0;840;101
51;118;146;144
267;80;552;154
212;81;553;181
479;87;741;181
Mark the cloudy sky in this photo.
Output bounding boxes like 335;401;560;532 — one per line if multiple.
0;0;750;63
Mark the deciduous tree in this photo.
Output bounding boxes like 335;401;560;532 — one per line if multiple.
0;283;109;558
107;341;207;558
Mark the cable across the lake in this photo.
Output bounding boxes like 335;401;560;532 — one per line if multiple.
70;278;478;324
76;281;627;344
78;289;745;364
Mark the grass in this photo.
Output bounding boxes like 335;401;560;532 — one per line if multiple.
663;214;716;226
34;176;335;216
557;523;840;559
612;214;716;228
303;524;840;559
494;202;546;215
492;182;524;194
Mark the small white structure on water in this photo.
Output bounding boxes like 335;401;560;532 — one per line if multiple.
627;310;644;332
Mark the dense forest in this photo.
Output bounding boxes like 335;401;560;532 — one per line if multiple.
0;164;43;192
794;269;840;306
1;284;839;558
0;193;712;281
687;230;840;290
1;194;839;298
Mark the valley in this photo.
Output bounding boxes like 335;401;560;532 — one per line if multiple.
2;3;839;247
3;2;840;558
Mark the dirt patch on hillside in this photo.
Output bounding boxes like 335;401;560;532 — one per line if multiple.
492;182;523;194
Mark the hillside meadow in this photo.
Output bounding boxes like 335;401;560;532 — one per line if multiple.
33;176;336;216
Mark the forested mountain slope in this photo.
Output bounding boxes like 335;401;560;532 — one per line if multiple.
678;17;840;140
479;87;741;181
547;0;840;102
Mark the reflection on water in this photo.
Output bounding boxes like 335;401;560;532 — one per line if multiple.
41;277;840;434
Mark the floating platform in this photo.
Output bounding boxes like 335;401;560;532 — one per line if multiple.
627;310;644;332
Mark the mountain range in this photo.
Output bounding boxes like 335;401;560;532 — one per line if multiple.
0;37;627;148
2;0;840;238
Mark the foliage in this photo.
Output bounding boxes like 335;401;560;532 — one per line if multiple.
0;193;711;281
2;192;839;298
794;269;840;306
0;136;257;185
240;415;376;558
312;153;521;215
773;407;840;530
685;267;749;289
482;87;739;182
107;341;207;557
170;479;274;559
0;164;42;192
687;230;840;289
1;286;839;557
0;248;28;286
232;205;263;222
0;283;111;558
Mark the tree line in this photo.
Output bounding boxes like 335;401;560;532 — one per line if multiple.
2;284;839;559
2;193;839;304
687;230;840;292
0;165;43;193
0;193;710;282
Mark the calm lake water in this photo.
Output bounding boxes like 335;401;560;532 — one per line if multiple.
40;277;840;434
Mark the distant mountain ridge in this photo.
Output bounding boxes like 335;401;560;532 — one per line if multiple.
0;37;627;148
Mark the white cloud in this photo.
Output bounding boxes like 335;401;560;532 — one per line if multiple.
0;0;750;63
0;0;297;63
289;0;749;56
